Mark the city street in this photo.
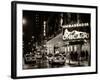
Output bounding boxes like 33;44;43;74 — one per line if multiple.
23;57;89;69
22;11;91;70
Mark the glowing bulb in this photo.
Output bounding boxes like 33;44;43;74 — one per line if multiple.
74;24;77;27
86;23;89;26
23;18;27;25
76;24;79;27
81;23;84;26
79;24;81;26
71;24;74;27
69;25;71;27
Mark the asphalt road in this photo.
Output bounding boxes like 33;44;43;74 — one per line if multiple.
23;58;89;69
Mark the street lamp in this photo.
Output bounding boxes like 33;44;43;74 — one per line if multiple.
22;18;27;25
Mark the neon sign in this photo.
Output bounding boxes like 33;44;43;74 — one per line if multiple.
63;29;89;40
62;23;89;28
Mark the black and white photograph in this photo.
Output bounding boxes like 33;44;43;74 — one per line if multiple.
11;1;97;79
22;11;91;69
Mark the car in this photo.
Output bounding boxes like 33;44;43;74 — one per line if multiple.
61;52;66;57
24;53;36;64
35;51;42;59
51;54;66;65
46;53;54;63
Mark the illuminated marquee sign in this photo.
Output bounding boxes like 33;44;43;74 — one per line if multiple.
62;23;89;28
63;29;89;40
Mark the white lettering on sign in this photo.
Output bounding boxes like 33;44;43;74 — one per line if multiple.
62;23;89;28
63;29;89;40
